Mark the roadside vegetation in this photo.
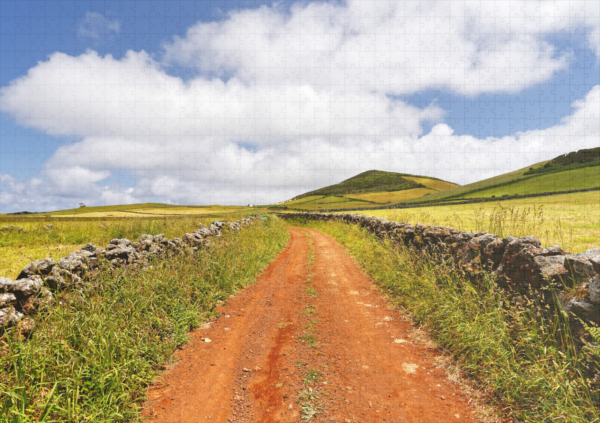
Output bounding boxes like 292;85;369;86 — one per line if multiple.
0;216;289;422
288;218;600;422
360;190;600;253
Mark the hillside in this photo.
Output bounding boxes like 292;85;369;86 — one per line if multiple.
294;170;425;199
525;146;600;176
400;148;600;204
277;170;459;210
292;170;458;200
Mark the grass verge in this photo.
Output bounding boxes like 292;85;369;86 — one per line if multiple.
0;216;289;422
288;218;600;422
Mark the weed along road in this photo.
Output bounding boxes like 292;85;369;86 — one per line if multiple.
146;227;478;422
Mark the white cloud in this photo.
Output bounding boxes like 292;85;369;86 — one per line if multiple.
163;0;594;96
77;12;120;40
1;1;599;212
0;50;443;141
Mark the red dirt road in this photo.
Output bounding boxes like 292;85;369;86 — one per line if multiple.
146;227;480;422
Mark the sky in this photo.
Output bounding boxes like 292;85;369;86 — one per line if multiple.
0;0;599;213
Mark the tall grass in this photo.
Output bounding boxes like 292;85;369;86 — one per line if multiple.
0;216;289;422
290;218;600;422
366;191;600;253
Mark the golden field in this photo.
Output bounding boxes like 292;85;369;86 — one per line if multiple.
346;187;437;203
56;207;251;218
401;176;459;191
356;190;600;253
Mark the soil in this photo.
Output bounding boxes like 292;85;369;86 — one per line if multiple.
145;227;481;422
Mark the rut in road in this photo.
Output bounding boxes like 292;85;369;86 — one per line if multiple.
146;227;480;422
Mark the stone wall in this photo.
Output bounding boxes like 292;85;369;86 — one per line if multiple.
280;212;600;342
0;216;264;334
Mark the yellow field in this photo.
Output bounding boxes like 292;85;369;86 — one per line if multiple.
354;190;600;253
280;195;326;206
56;207;251;218
346;188;437;203
401;176;459;192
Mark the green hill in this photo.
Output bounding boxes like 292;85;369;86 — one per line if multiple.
402;148;600;205
292;170;452;200
273;171;459;210
525;147;600;176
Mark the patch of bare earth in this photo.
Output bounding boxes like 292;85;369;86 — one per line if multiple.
144;227;486;422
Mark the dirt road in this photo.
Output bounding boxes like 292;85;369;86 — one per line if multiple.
146;227;479;422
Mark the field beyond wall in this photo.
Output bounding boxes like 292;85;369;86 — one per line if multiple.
352;190;600;253
0;207;257;279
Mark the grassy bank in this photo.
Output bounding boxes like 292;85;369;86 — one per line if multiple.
0;216;289;422
288;218;600;422
0;215;236;279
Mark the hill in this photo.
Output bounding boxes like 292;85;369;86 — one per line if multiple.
292;170;456;200
276;171;459;210
524;146;600;176
401;147;600;205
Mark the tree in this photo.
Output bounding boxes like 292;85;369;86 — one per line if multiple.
79;203;86;208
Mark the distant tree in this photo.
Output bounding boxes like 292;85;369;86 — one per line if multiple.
79;203;86;208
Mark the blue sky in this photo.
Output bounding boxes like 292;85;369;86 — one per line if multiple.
1;0;599;212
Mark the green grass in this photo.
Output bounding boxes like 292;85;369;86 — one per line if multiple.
0;216;289;422
297;388;322;421
303;369;322;385
401;153;600;205
280;198;377;211
305;288;318;298
525;158;600;176
288;218;600;422
462;165;600;198
527;147;600;175
401;161;550;204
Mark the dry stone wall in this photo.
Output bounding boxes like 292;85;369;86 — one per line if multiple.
0;216;264;335
280;212;600;342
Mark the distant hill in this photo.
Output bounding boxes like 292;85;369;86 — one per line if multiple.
293;170;454;200
275;171;459;210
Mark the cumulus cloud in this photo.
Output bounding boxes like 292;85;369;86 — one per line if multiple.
77;12;120;40
1;0;600;212
163;0;590;96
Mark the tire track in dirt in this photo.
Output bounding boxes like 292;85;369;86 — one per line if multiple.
145;227;480;422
